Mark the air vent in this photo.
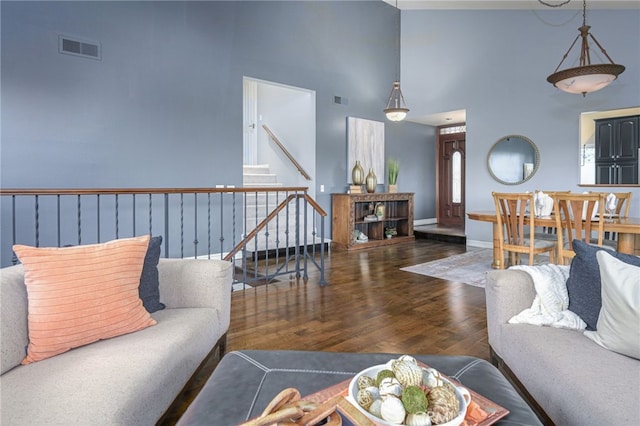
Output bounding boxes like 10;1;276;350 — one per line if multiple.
334;96;348;106
59;35;101;60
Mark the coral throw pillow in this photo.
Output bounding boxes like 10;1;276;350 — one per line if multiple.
14;235;157;364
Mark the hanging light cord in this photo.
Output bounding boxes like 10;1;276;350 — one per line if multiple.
550;0;618;72
395;0;400;82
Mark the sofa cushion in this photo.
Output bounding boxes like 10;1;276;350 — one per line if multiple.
139;235;165;313
13;235;156;364
499;323;639;425
565;240;640;330
583;251;640;360
0;307;220;425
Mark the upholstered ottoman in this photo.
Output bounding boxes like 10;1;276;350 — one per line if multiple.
177;350;541;425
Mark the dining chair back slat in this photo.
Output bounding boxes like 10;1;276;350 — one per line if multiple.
492;192;556;268
552;192;606;265
589;191;633;245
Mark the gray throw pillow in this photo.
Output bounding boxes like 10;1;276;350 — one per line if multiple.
139;235;165;313
566;240;640;330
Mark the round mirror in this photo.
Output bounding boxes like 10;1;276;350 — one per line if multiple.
487;135;539;185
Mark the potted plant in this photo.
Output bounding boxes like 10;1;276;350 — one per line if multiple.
387;158;399;193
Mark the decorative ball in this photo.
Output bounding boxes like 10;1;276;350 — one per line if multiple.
401;385;428;414
357;375;376;390
376;369;395;387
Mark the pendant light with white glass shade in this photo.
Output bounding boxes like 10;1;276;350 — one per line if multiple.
543;0;625;96
384;0;409;121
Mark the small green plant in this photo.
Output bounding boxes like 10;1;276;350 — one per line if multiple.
387;158;399;185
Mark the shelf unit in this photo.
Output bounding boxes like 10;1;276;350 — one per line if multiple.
331;192;414;250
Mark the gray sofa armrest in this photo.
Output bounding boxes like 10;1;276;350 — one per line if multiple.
157;258;232;310
485;270;536;357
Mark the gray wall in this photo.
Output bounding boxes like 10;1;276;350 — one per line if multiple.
402;8;640;245
0;0;438;256
3;2;637;252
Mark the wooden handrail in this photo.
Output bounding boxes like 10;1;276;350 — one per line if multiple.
262;124;312;181
0;187;309;196
223;193;325;261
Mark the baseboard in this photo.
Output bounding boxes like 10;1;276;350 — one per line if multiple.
414;218;437;226
466;239;493;249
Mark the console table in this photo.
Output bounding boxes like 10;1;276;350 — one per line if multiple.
332;192;414;250
176;350;542;425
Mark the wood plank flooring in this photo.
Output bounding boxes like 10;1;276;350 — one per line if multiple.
160;239;490;425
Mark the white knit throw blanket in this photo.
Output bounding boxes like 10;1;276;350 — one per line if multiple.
508;264;587;330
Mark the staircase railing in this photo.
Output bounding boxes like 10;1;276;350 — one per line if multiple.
262;124;312;181
0;187;328;287
224;192;327;285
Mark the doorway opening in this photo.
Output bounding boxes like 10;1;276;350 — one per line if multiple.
436;124;466;230
242;77;316;198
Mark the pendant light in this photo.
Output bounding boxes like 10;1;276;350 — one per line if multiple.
384;0;409;121
545;0;625;96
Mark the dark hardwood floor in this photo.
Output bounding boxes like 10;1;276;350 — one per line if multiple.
160;239;489;425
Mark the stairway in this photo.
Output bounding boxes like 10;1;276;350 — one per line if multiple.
242;164;280;187
242;165;317;254
414;224;466;245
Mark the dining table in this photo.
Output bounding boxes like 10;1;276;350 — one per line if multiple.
467;211;640;269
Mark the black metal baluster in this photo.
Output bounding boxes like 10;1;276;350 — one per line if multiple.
294;193;301;278
115;194;119;239
264;191;270;282
97;194;101;243
11;196;18;264
180;193;184;259
218;192;224;259
303;192;309;280
163;193;169;258
193;193;198;258
319;215;327;285
35;195;39;247
132;194;136;236
77;195;81;245
207;193;211;260
56;195;61;247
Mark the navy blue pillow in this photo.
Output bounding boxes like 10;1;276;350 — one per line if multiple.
139;236;165;313
566;240;640;330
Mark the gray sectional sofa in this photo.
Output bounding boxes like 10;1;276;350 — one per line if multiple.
0;258;232;425
485;269;639;426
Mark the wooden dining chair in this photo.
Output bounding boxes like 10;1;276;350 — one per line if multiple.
492;192;556;268
552;192;606;265
590;191;633;247
534;190;571;242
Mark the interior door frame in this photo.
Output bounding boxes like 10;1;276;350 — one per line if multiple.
436;123;466;227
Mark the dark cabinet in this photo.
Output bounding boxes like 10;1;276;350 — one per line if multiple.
595;115;639;184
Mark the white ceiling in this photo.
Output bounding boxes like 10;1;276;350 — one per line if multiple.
383;1;640;10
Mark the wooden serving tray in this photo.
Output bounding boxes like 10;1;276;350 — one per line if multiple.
303;362;510;426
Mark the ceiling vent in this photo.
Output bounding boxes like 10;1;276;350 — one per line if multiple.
59;35;101;60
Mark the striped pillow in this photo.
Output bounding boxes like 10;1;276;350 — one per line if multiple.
14;235;156;364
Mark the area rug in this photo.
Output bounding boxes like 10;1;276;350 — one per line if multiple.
400;249;494;288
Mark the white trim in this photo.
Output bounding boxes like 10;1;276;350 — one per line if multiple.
414;218;437;226
466;239;493;249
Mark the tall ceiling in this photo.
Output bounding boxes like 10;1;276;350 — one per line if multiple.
383;0;640;10
383;0;638;126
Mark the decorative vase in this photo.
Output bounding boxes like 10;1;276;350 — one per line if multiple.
365;168;377;193
388;184;398;193
351;161;364;185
